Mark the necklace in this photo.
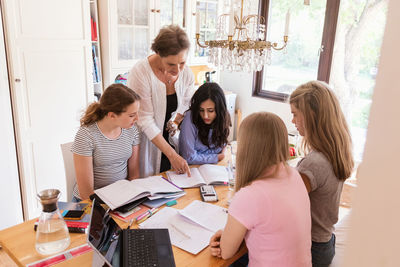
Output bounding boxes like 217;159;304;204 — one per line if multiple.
167;80;171;84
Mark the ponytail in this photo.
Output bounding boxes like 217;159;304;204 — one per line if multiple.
80;102;106;126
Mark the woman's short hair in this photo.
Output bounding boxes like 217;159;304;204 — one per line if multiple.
189;82;230;148
235;112;289;192
289;80;354;180
80;83;141;126
151;25;190;57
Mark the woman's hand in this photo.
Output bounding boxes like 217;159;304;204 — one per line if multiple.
169;153;191;176
217;152;225;162
166;120;179;136
209;230;223;258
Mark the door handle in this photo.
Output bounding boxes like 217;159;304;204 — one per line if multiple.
15;78;21;82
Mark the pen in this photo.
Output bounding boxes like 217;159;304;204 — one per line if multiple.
170;224;191;239
126;218;134;229
136;208;160;224
136;208;157;222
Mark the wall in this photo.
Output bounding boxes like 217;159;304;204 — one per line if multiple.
343;0;400;265
220;71;297;133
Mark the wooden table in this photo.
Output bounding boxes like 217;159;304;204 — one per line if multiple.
0;184;246;266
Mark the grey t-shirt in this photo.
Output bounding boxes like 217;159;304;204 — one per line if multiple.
297;151;343;242
71;123;140;198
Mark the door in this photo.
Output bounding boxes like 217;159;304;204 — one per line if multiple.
2;0;94;219
0;4;23;230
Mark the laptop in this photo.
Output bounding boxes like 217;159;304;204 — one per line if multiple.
87;199;176;267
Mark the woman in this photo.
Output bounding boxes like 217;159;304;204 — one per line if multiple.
72;84;141;201
290;81;354;266
127;25;195;177
209;112;311;267
179;82;230;164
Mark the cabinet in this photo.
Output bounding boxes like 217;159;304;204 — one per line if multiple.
99;0;227;87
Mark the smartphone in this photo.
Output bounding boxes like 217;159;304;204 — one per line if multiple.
63;210;85;220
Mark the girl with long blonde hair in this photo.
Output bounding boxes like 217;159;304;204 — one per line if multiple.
290;80;354;266
209;112;311;267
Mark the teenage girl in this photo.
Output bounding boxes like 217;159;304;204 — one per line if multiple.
179;82;230;164
290;80;354;266
209;112;311;267
72;84;141;201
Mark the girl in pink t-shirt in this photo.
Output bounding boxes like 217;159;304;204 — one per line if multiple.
209;112;312;267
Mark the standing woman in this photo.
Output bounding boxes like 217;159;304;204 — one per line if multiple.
179;82;230;164
209;112;311;266
289;81;354;266
128;25;195;177
72;84;141;201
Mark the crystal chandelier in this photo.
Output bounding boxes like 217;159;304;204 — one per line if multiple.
196;0;290;72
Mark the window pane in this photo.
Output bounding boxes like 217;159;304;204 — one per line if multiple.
133;0;148;25
262;1;327;94
160;0;173;27
173;0;185;27
117;0;132;25
329;0;387;162
118;27;133;60
133;28;149;59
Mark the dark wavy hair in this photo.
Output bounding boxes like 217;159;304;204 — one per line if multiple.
80;83;141;126
189;82;231;148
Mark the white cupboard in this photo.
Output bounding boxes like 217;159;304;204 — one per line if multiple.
2;0;95;219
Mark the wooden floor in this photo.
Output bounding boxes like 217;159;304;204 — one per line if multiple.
0;246;17;267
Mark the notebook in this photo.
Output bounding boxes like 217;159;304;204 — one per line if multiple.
166;164;229;188
87;199;176;267
94;175;183;210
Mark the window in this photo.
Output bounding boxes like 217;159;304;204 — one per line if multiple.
253;0;388;164
253;0;340;101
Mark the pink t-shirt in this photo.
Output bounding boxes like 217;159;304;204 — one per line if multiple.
229;165;311;267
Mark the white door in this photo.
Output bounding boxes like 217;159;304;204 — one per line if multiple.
0;5;23;230
2;0;94;219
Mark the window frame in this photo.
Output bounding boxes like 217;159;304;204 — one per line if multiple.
252;0;341;101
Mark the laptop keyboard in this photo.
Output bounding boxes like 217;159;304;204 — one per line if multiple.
124;229;159;267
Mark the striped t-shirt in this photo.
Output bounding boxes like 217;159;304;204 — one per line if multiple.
71;122;140;198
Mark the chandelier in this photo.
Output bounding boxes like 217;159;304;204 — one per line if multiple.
195;0;290;72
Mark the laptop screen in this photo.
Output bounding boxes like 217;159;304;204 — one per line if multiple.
87;199;121;267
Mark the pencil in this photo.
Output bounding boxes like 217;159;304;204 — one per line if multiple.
170;224;191;239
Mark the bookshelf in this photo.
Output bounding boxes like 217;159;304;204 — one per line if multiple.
90;0;103;100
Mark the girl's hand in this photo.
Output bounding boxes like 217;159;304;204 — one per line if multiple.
209;230;223;258
217;152;225;161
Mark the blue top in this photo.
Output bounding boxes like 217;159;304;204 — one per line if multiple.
179;110;224;164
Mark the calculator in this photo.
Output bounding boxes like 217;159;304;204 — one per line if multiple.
200;185;218;202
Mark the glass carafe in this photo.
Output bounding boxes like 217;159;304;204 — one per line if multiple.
35;189;70;255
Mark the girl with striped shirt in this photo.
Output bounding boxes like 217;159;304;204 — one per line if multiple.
71;84;141;201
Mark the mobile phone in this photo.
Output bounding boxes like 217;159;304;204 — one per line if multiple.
63;210;85;220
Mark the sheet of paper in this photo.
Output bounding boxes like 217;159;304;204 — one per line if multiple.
139;207;213;255
167;168;205;188
178;200;228;232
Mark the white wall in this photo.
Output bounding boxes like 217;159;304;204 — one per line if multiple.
343;0;400;266
220;71;297;133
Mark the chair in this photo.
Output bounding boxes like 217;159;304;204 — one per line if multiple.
60;142;76;202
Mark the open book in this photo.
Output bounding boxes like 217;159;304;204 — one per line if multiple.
94;176;183;210
139;200;228;254
166;164;229;188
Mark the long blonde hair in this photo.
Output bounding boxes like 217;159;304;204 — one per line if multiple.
289;80;354;180
235;112;289;192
